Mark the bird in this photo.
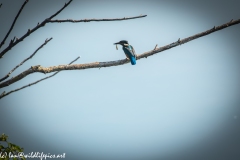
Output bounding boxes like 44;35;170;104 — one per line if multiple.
114;40;137;65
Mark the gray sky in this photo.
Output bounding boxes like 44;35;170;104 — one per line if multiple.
0;0;240;160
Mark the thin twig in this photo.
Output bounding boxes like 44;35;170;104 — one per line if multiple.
0;0;73;59
49;15;147;23
0;18;239;89
68;56;80;64
0;56;80;99
0;0;28;49
0;38;53;82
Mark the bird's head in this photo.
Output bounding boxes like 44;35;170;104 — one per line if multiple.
114;40;129;46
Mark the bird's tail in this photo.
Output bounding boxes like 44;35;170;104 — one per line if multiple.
130;56;136;65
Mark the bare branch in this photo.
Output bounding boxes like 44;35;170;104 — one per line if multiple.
0;0;28;49
138;18;240;59
0;0;146;59
0;18;239;89
49;15;147;23
0;0;73;59
0;38;53;82
0;0;147;59
0;56;80;99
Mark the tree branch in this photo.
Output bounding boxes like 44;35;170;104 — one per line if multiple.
0;0;73;59
0;38;53;83
0;56;80;99
0;0;146;59
0;18;239;89
0;0;28;49
49;15;147;23
138;19;239;59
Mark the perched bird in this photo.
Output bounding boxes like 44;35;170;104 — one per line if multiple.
114;40;137;65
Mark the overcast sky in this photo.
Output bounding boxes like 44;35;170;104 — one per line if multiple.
0;0;240;160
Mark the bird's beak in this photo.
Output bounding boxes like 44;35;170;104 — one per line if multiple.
114;42;120;45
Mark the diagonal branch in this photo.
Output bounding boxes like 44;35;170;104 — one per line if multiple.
138;19;239;59
0;56;80;99
0;38;53;83
0;18;239;89
49;15;147;23
0;0;29;49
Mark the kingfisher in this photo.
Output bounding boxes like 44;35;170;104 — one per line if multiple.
114;40;137;65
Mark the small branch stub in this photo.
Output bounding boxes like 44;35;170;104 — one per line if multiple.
1;91;5;97
153;44;158;50
178;38;181;43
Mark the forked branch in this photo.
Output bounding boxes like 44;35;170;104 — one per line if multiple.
0;0;147;59
0;57;80;99
0;18;239;90
0;38;53;83
0;0;72;58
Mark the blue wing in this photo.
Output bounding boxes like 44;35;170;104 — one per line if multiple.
123;45;137;59
123;45;137;65
126;45;137;58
